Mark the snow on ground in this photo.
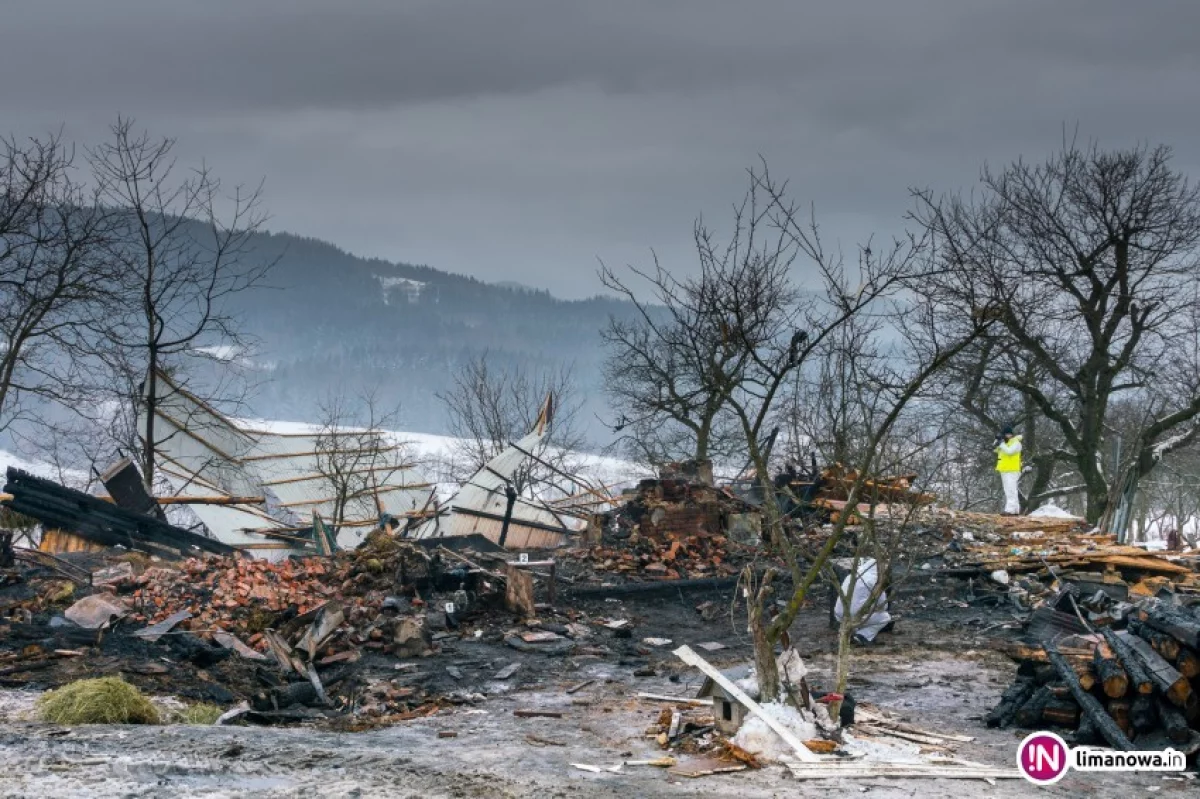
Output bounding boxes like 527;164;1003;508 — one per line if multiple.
237;417;646;498
1028;503;1081;519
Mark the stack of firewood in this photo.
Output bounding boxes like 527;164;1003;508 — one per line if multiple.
988;598;1200;754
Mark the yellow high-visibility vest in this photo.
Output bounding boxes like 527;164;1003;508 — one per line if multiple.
995;435;1022;473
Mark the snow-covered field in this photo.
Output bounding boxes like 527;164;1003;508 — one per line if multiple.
2;416;646;503
238;416;645;499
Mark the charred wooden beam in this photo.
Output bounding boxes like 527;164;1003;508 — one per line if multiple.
986;678;1036;729
1047;647;1133;751
1176;646;1200;680
1158;699;1191;745
2;467;232;557
1114;630;1192;708
1014;685;1054;728
1102;628;1154;695
1130;694;1158;734
1131;618;1181;662
1137;603;1200;650
1106;698;1133;739
1042;698;1080;728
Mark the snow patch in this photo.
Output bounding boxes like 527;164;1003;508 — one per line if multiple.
1029;503;1081;519
375;275;425;305
730;703;818;762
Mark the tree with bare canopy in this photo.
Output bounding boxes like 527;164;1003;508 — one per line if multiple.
438;353;585;495
913;139;1200;524
602;160;988;703
0;132;114;434
88;118;276;491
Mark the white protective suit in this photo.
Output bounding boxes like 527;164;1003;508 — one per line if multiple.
833;558;892;643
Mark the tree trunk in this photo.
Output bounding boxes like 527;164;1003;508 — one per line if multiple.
746;567;780;703
1085;482;1108;527
142;360;157;491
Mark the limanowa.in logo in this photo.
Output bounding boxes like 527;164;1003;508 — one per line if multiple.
1018;732;1186;785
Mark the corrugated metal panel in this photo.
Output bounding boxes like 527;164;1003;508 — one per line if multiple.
144;370;436;554
410;430;581;547
432;514;564;549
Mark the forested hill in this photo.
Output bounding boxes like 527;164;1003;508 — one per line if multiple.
224;231;631;437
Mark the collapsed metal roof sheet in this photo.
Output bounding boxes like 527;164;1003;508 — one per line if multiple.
144;371;436;554
408;395;604;549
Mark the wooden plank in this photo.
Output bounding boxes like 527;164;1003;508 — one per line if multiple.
673;645;819;763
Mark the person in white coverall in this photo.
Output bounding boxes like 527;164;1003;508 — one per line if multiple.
833;559;891;644
994;426;1022;515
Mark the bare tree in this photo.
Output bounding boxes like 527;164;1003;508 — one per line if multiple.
314;389;415;537
438;353;585;495
913;139;1200;524
743;283;988;703
88;118;275;490
599;254;741;467
0;131;114;433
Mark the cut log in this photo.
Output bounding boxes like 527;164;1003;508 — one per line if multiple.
1130;694;1158;734
1137;603;1200;650
1131;618;1181;661
985;678;1036;729
1042;698;1080;728
1046;647;1133;751
1101;628;1154;695
1015;686;1054;728
1158;699;1191;745
1176;646;1200;679
1106;699;1133;739
1093;639;1129;699
1114;630;1192;707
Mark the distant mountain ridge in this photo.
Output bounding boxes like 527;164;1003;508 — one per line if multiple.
223;230;632;439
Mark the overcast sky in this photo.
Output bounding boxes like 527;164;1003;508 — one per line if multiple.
4;1;1199;299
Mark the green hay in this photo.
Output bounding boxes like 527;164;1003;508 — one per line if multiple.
37;677;160;725
174;703;223;725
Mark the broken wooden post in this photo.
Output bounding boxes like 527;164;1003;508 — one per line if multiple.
1046;647;1133;751
505;564;535;618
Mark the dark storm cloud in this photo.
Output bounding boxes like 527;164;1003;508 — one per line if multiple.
3;0;1200;297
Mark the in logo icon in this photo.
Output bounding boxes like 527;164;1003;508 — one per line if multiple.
1018;731;1069;785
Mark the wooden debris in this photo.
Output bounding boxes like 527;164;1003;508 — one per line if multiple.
637;693;708;707
668;759;749;778
505;565;536;617
514;709;563;719
1114;630;1192;707
1046;647;1133;751
1092;638;1129;698
566;679;595;694
1101;628;1154;695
